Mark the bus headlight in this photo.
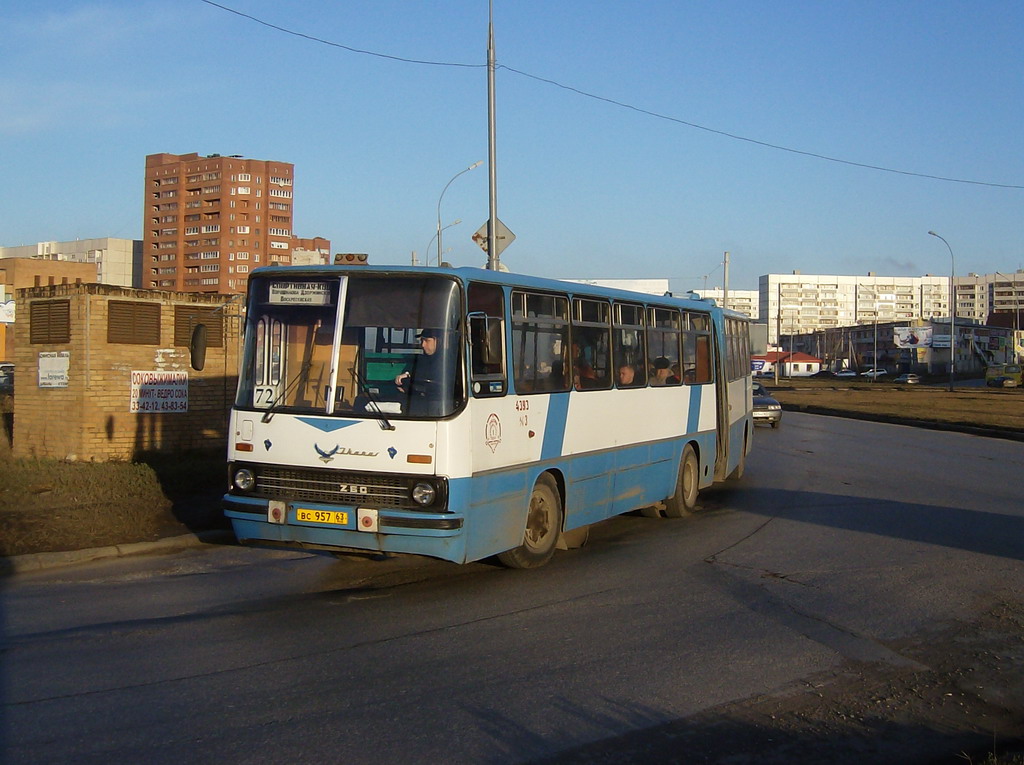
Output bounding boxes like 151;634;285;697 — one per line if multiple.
412;482;437;506
234;468;256;492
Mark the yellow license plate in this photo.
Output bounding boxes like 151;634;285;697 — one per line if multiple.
296;509;349;525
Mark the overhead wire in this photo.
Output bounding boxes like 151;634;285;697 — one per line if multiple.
198;0;1023;191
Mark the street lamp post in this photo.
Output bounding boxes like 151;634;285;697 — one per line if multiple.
437;161;482;266
928;230;956;392
423;220;462;267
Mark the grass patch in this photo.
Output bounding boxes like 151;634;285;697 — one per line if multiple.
769;380;1024;433
1;393;227;557
0;458;177;556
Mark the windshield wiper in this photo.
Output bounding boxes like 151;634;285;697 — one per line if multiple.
261;360;312;423
349;365;395;431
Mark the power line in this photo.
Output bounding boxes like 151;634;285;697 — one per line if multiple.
199;0;481;68
199;0;1023;191
502;66;1024;190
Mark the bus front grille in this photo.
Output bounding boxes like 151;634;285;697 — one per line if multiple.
257;466;417;509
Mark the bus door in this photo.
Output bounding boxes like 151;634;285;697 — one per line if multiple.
712;326;730;480
466;283;527;471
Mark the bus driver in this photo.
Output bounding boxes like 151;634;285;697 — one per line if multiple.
396;328;450;414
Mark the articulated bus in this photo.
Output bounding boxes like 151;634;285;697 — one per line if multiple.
213;265;753;569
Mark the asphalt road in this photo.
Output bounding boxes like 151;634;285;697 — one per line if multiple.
2;413;1023;764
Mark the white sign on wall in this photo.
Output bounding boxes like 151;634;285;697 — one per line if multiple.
38;351;70;388
130;370;189;413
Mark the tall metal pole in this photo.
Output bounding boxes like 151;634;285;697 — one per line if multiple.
722;251;730;311
928;231;956;392
486;0;499;270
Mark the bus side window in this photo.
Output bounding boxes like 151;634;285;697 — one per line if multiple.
468;282;507;397
689;312;713;383
572;297;611;390
613;302;647;387
511;290;570;394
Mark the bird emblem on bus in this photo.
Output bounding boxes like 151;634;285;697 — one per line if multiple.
315;443;341;463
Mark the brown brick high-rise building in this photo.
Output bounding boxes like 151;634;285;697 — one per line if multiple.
144;152;296;294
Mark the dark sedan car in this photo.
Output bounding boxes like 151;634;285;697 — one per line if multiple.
752;381;782;428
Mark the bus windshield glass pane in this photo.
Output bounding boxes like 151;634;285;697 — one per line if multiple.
236;274;462;418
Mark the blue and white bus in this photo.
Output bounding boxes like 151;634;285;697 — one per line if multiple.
216;265;753;568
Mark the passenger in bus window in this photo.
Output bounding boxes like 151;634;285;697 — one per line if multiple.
617;364;636;386
651;356;680;385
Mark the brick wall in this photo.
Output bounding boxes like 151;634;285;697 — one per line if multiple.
12;283;241;461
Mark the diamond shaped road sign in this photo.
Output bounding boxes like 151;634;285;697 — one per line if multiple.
472;218;515;256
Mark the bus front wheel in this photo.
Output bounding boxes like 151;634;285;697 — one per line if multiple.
498;474;563;569
664;444;699;517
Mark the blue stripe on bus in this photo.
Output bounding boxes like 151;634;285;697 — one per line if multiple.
541;393;571;460
687;385;703;433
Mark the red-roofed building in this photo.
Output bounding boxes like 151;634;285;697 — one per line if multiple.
751;351;823;378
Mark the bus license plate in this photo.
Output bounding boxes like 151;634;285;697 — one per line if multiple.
296;509;349;526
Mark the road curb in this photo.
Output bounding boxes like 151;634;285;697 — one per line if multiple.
4;529;236;575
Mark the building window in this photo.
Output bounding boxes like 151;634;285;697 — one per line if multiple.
30;300;71;344
108;301;161;344
173;305;223;347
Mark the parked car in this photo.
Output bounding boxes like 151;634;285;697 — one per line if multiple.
893;373;920;384
809;370;836;378
835;370;859;378
0;362;13;394
752;382;782;428
861;368;888;379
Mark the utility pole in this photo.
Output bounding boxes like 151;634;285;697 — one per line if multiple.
486;0;499;271
722;251;729;311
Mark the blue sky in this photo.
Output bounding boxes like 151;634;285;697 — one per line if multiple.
2;0;1022;292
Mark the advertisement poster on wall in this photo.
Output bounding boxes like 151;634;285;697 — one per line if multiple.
38;351;70;387
893;327;934;348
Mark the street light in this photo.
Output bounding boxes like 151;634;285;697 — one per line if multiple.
437;161;482;266
423;220;461;266
928;230;956;392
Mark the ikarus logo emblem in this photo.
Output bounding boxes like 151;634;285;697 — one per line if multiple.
315;443;340;463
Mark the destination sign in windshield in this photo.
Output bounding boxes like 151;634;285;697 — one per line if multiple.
268;282;332;305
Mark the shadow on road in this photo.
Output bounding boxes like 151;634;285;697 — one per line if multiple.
735;487;1024;563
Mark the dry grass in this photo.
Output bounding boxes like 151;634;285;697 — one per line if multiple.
0;399;226;557
0;457;178;557
769;380;1024;434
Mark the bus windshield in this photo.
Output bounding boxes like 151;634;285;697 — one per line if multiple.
237;274;463;418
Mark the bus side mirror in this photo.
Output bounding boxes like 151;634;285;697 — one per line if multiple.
190;323;208;371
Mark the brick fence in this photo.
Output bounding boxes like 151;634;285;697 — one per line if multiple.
12;283;241;461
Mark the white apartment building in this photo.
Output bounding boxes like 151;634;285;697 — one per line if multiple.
955;270;1024;323
760;272;950;345
693;288;759;320
0;237;141;288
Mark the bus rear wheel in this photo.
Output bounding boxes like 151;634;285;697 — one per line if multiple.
664;444;699;517
498;474;563;569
